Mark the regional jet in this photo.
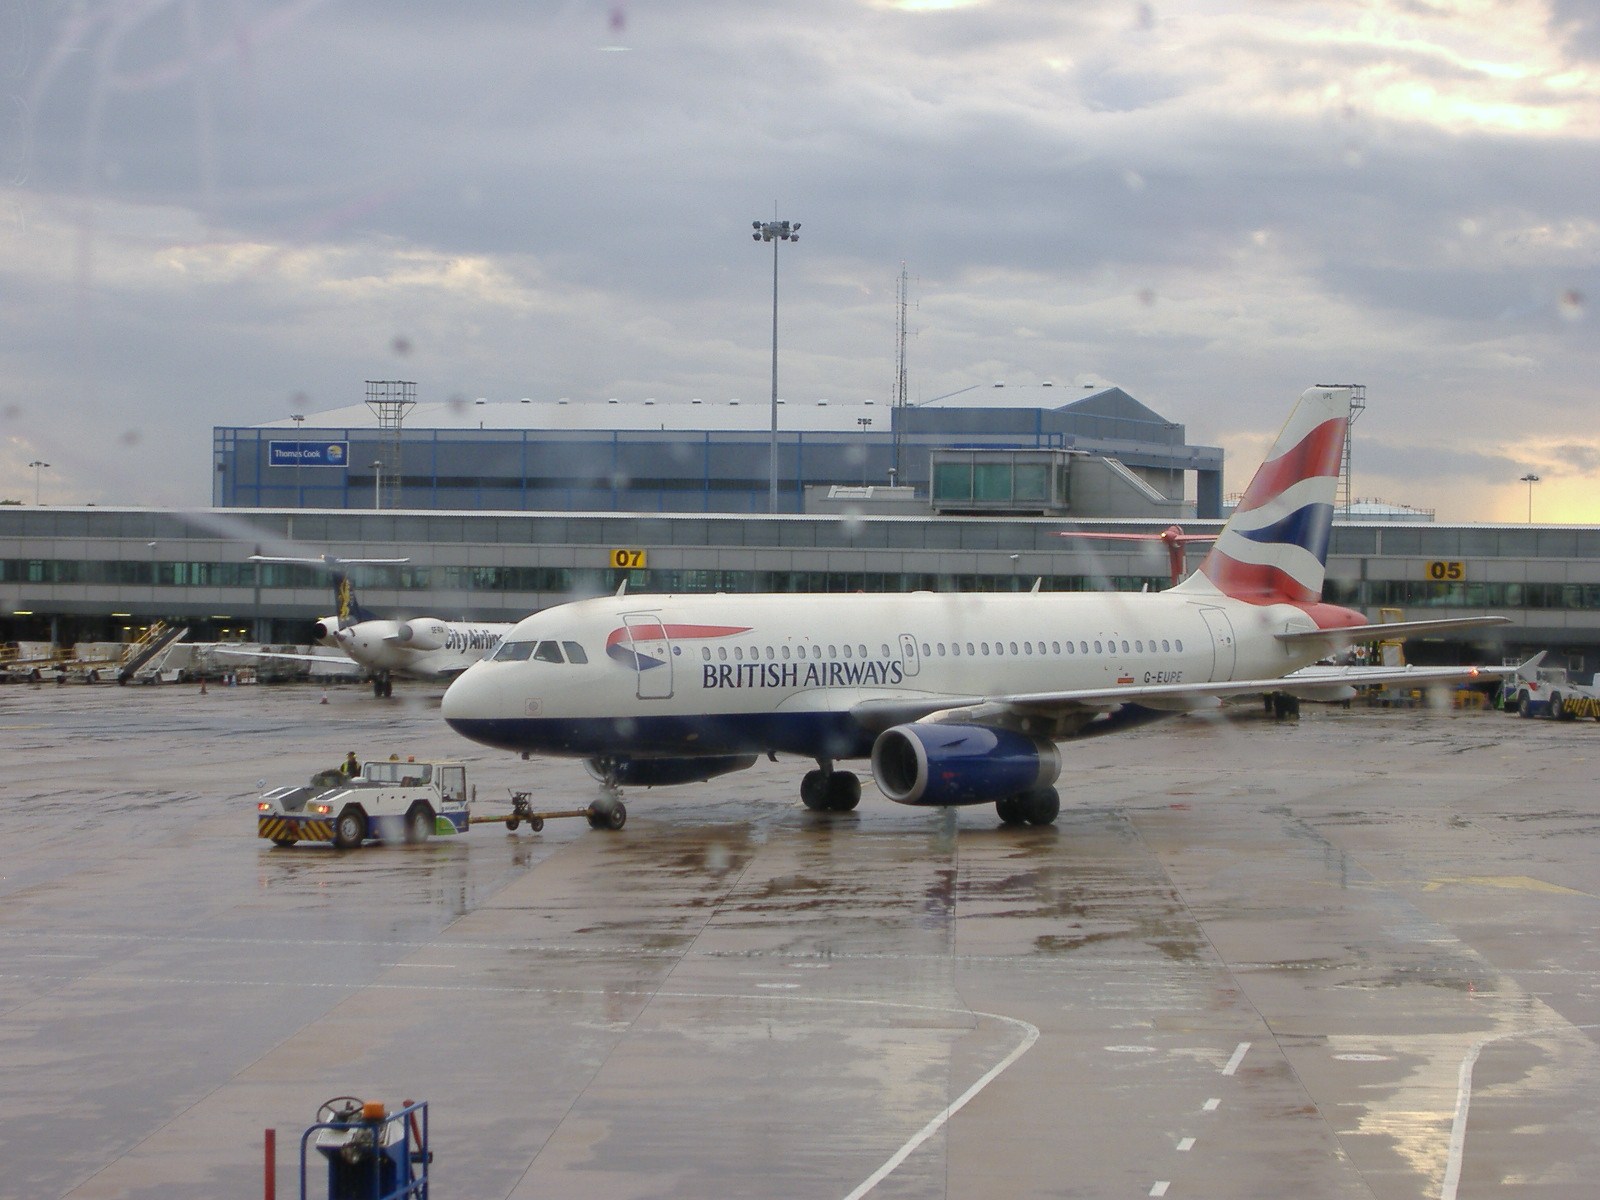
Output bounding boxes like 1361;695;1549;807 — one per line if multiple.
225;556;513;696
442;386;1509;825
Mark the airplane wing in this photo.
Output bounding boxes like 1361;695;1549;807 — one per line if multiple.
847;662;1515;731
213;646;359;667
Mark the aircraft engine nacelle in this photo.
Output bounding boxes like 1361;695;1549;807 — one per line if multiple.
870;723;1061;807
394;620;446;651
588;755;759;788
313;618;339;643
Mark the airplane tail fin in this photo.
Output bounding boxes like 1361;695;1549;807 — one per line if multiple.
1173;386;1352;605
332;572;381;627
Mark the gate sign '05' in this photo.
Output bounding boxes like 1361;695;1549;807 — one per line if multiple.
1427;560;1465;581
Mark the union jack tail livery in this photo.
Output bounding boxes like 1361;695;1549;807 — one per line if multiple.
1176;386;1351;605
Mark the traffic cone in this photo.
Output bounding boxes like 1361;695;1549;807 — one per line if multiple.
320;690;329;705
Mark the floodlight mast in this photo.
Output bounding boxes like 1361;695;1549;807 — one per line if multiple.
752;218;800;513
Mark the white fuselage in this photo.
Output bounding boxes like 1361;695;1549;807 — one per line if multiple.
322;617;512;680
441;589;1331;760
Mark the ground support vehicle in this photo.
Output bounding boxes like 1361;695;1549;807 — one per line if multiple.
1506;663;1600;720
257;760;626;848
258;760;471;848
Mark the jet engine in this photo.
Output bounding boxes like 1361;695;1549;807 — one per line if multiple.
586;754;759;788
393;620;445;651
870;723;1060;807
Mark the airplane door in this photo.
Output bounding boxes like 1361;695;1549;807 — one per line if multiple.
622;613;674;700
898;633;921;679
1199;607;1237;680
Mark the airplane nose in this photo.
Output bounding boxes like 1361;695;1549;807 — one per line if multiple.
441;665;487;721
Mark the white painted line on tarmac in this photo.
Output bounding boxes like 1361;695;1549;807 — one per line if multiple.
841;1009;1039;1200
1203;1098;1220;1111
1441;1022;1599;1200
1150;1182;1170;1196
1222;1041;1250;1075
1176;1137;1196;1151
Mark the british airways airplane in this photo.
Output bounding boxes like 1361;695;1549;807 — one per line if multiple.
442;386;1508;827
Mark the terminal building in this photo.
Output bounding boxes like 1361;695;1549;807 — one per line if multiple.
5;381;1596;670
2;505;1598;671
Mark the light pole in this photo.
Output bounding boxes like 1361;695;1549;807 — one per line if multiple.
372;460;383;510
857;416;872;484
1520;472;1540;523
291;414;304;506
753;217;800;513
28;460;49;505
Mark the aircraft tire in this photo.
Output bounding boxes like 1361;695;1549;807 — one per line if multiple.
1022;787;1061;827
588;797;627;831
405;803;434;844
827;772;861;812
800;769;830;811
333;807;367;849
995;796;1026;826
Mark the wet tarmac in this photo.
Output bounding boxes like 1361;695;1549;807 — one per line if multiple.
2;681;1599;1199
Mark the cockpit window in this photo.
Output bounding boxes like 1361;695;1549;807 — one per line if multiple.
562;641;588;664
533;641;564;663
492;640;535;661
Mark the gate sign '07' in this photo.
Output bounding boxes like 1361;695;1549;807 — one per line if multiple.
610;548;648;569
1427;560;1465;581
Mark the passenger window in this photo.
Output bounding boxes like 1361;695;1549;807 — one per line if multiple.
1023;642;1033;656
1094;640;1102;654
937;643;946;655
735;646;744;661
1175;639;1184;652
980;643;990;655
533;641;564;664
780;645;790;660
842;644;852;659
952;643;961;657
1121;640;1130;654
1162;639;1170;653
717;646;728;661
1061;641;1070;654
1135;640;1144;653
860;644;869;658
966;642;976;655
1009;641;1018;655
921;642;931;656
562;641;588;664
828;644;837;657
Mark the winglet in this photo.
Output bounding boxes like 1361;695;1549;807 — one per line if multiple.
1514;650;1547;682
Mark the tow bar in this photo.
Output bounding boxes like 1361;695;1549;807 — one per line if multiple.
466;790;627;832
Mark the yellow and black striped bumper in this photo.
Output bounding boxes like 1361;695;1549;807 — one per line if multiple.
258;815;333;843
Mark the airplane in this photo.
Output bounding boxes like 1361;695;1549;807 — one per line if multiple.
222;555;514;696
440;386;1512;827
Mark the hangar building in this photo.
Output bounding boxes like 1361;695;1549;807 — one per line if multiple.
211;382;1225;520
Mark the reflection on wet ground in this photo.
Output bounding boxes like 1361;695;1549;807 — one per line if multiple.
2;684;1599;1198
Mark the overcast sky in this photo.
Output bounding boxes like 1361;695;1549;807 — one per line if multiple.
3;0;1595;520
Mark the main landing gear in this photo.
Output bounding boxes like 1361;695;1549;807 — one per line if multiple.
995;787;1060;827
1265;691;1300;720
371;672;394;698
800;763;861;812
